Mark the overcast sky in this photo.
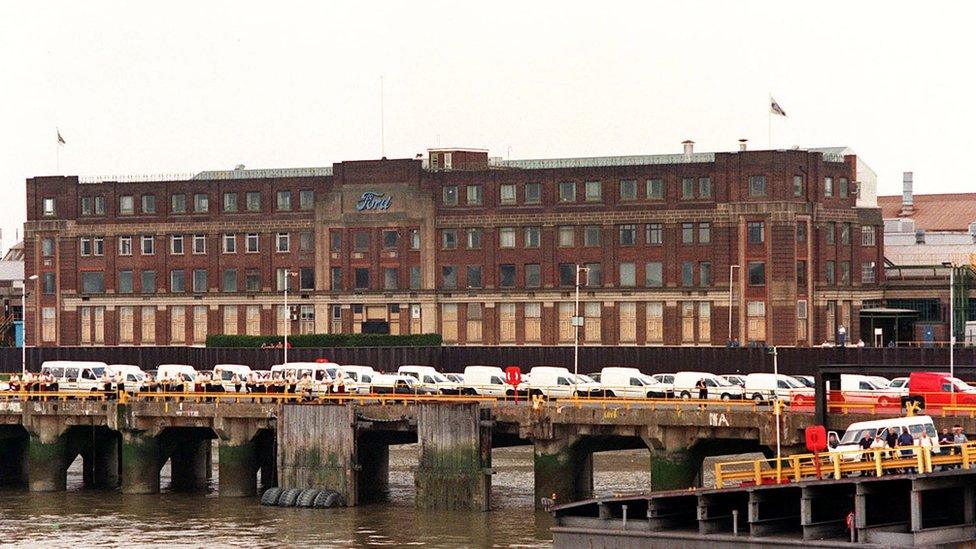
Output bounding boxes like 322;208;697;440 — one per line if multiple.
2;1;973;255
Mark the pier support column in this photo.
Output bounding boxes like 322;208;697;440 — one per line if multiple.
0;432;28;486
415;402;491;511
83;430;121;489
358;441;390;504
533;436;592;510
171;438;211;492
277;405;358;504
121;431;161;494
27;433;68;492
650;450;698;491
215;417;267;498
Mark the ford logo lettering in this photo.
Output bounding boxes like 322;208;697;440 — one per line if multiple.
356;192;392;211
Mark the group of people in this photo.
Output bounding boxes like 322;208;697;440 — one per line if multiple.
855;424;969;471
4;372;60;393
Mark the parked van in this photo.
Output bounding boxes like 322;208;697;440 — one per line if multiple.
40;361;108;391
156;364;199;391
744;373;813;405
397;365;461;394
836;374;900;407
105;364;146;390
371;374;437;395
461;366;515;397
907;371;976;409
650;374;676;395
527;366;602;398
599;367;670;398
672;371;744;400
270;362;338;394
338;365;378;394
213;364;253;391
830;415;939;462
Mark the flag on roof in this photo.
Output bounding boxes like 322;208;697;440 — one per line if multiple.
770;97;787;117
57;129;66;145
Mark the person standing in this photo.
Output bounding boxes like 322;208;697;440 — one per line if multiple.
696;378;708;400
858;431;874;462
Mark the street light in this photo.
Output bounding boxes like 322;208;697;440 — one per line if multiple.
282;269;298;366
572;264;589;397
942;261;955;396
728;264;740;344
21;274;38;377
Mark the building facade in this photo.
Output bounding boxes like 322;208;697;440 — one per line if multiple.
23;144;885;347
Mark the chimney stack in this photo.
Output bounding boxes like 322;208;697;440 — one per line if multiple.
738;138;748;152
682;140;694;159
899;171;914;216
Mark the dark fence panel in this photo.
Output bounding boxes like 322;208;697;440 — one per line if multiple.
1;346;974;375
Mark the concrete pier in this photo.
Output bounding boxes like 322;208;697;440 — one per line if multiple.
82;429;120;489
170;438;210;491
278;405;358;504
534;436;593;509
121;431;161;494
27;432;68;492
415;403;492;511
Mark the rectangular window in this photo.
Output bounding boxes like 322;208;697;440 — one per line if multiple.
80;196;93;216
42;197;56;216
839;177;849;198
682;222;694;244
824;176;834;197
499;303;516;344
141;235;154;255
619;262;636;287
797;222;807;243
354;230;369;251
42;272;55;294
171;194;187;213
862;262;876;284
466;303;483;343
331;267;343;290
441;304;458;343
276;232;290;252
498;184;515;205
442;186;458;206
524;227;541;248
681;177;694;199
467;265;483;289
223;192;238;212
410;229;420;250
94;196;106;215
141;306;155;343
699;222;711;244
118;306;134;344
276;190;291;211
584;225;601;247
467;184;484;205
841;223;851;245
141;270;156;294
797;260;807;286
499;227;515;248
276;268;292;291
245;305;260;336
558;182;576;202
499;264;517;288
223;305;238;336
383;230;399;249
466;228;481;249
118;270;133;294
747;221;765;244
170;306;185;344
793;175;804;197
299;267;314;290
441;229;457;250
619;179;637;200
826;261;836;285
698;301;711;343
41;238;55;257
525;263;541;288
646;223;662;245
749;175;766;197
646;178;664;199
223;234;236;253
825;222;836;245
169;234;184;254
645;262;663;287
861;226;876;246
119;195;134;215
118;236;132;256
355;268;370;289
441;266;457;289
299;189;314;210
193;193;208;212
681;301;695;342
223;269;237;292
245;270;260;292
409;266;421;290
246;192;261;211
141;194;156;214
331;230;342;252
299;305;315;334
747;301;767;342
384;267;398;290
524;182;541;204
170;270;185;292
619;224;637;246
682;262;694;286
558;263;575;286
192;269;207;293
246;233;259;253
748;261;766;286
93;237;104;256
80;237;92;256
558;226;575;247
192;306;207;344
193;234;206;254
585;263;602;287
646;302;664;343
584;181;602;201
796;300;808;341
699;177;712;198
524;302;542;343
618;302;637;343
700;261;712;286
840;261;851;285
300;231;314;252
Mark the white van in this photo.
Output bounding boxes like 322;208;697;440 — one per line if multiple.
270;362;338;395
830;416;940;462
744;373;813;404
156;364;199;389
397;365;461;394
599;367;670;398
213;364;253;391
672;371;745;400
105;364;146;390
839;374;900;405
40;361;108;391
461;365;516;397
526;366;602;398
339;365;378;394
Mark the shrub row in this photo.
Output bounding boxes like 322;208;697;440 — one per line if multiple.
205;333;442;348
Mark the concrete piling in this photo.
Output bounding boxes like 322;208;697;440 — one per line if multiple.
533;437;593;510
415;403;491;511
121;431;161;494
27;432;68;492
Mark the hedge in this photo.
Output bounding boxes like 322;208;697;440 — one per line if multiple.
205;333;443;348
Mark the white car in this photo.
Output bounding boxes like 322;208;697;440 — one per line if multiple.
338;365;378;394
672;371;745;400
270;362;338;395
599;367;671;398
743;373;813;405
650;374;676;396
444;373;465;384
888;377;909;396
397;365;461;394
794;375;815;389
721;374;746;387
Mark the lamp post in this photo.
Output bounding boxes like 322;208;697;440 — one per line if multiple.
942;261;955;396
728;264;740;344
572;264;589;396
282;269;297;366
21;274;38;376
771;346;782;482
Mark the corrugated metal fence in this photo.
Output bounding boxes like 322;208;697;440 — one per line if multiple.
1;346;974;375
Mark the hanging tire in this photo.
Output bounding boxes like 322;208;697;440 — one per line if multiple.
261;487;283;506
296;488;321;508
277;488;303;507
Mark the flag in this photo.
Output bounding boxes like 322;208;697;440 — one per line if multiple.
770;97;787;117
57;130;66;145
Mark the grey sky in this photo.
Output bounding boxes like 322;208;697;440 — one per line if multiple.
2;1;973;254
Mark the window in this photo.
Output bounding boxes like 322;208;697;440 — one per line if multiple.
558;263;578;286
169;306;185;343
559;182;576;202
300;231;314;252
331;267;343;290
646;223;663;245
840;261;851;285
699;177;712;198
410;229;420;250
824;177;833;197
275;269;292;292
681;177;694;199
793;175;804;197
79;198;93;217
862;226;876;246
524;227;541;248
646;178;664;199
193;269;207;293
584;225;601;247
748;261;766;286
354;231;369;251
826;261;836;285
141;194;156;214
677;222;693;244
170;234;184;255
747;221;765;244
300;267;314;290
524;182;541;204
797;260;807;286
93;237;104;256
141;235;154;255
585;263;602;286
384;267;398;290
441;229;457;249
42;272;55;294
499;227;515;248
223;305;238;336
330;231;342;252
441;303;458;343
171;194;187;213
584;181;602;201
748;175;766;197
619;224;637;246
119;195;134;215
841;223;851;245
645;262;663;287
118;236;132;256
80;237;92;256
245;270;260;292
118;306;134;344
825;222;836;245
170;269;185;292
223;269;238;292
839;178;849;198
681;301;695;342
467;265;482;288
223;192;238;212
646;302;664;343
223;234;236;253
701;262;712;286
442;186;458;206
558;226;575;247
276;190;291;211
747;301;766;342
39;237;54;257
797;222;807;243
246;192;261;211
94;196;106;215
619;262;636;287
276;232;290;252
299;189;314;210
466;228;481;249
699;222;711;244
42;197;56;216
499;264;517;288
466;185;484;205
619;180;637;200
441;266;457;289
682;262;694;286
498;184;515;205
525;264;541;288
192;234;206;254
192;193;208;212
862;262;876;284
246;233;259;253
409;266;421;290
141;271;156;294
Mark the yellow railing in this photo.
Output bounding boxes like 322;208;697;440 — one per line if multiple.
714;442;976;489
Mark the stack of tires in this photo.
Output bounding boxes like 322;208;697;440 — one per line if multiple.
260;487;346;508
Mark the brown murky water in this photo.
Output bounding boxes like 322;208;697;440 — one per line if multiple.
0;446;651;547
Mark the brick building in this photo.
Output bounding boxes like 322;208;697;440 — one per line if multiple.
23;143;885;347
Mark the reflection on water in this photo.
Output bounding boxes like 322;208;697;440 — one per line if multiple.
0;446;651;548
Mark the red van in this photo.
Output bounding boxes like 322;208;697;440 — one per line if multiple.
907;371;976;409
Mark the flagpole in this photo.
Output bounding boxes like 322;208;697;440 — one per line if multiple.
767;95;772;149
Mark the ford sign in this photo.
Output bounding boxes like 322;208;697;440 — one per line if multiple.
356;192;392;211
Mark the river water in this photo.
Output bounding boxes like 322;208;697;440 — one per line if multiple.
0;446;651;548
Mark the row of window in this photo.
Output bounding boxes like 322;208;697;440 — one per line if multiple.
69;232;315;257
331;229;421;253
437;222;713;250
51;190;316;218
75;267;315;295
